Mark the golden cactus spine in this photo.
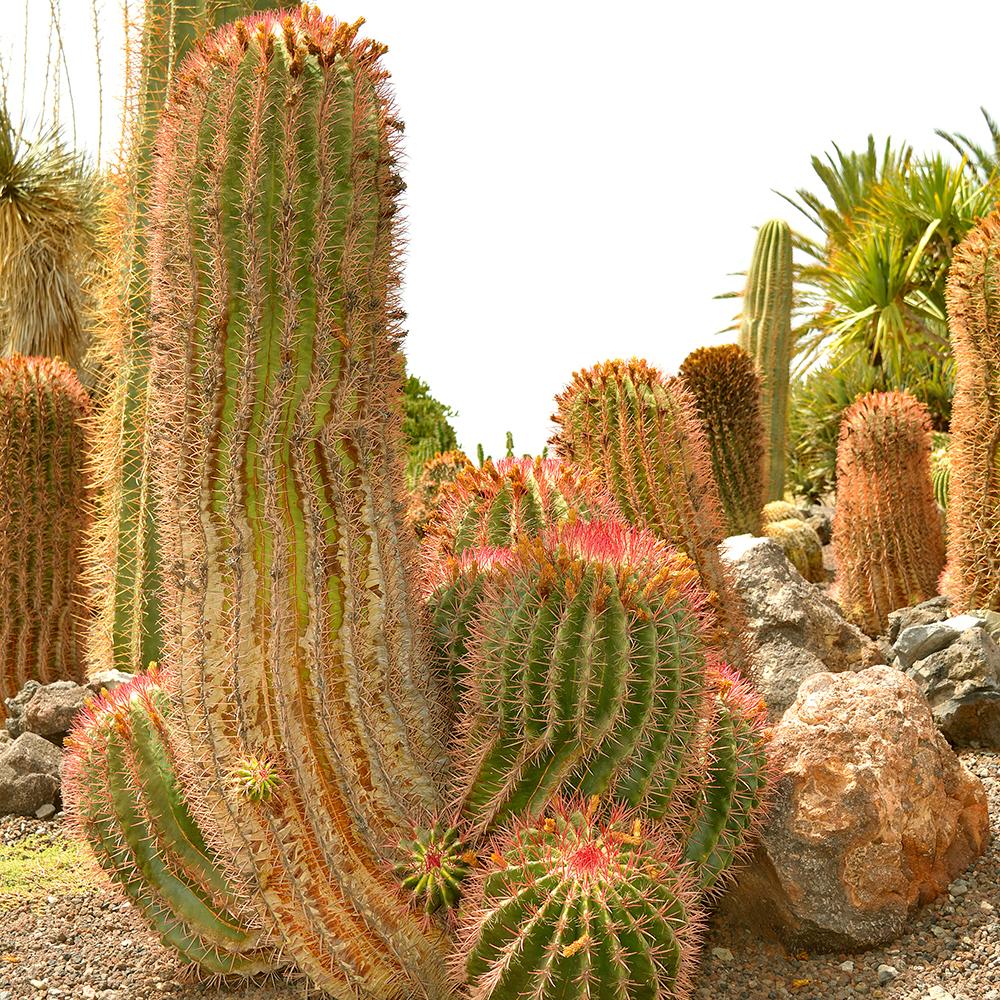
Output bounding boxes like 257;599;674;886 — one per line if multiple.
149;12;449;998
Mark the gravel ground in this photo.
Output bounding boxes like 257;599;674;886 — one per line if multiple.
0;751;996;999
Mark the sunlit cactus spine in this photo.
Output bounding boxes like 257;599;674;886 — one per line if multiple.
834;391;945;634
408;449;473;538
148;11;450;997
0;356;89;716
458;801;702;1000
550;358;747;668
943;209;1000;610
63;672;281;978
679;343;765;535
760;502;825;583
738;220;793;501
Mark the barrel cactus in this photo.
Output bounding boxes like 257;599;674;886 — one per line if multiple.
760;502;825;583
0;356;89;716
679;343;765;535
395;823;473;916
738;220;793;501
148;11;449;997
63;672;280;977
834;391;945;634
408;449;473;538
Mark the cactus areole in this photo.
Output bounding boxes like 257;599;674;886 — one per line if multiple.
149;11;449;998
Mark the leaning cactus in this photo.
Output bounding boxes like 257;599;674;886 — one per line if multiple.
944;209;1000;610
148;12;450;997
738;220;794;501
408;449;473;538
459;801;701;1000
834;391;945;634
679;344;765;535
550;358;746;666
63;672;280;977
0;356;89;715
760;502;825;583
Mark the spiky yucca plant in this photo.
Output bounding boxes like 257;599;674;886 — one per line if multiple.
0;356;89;715
459;801;702;1000
63;672;281;977
834;391;945;634
148;12;449;997
408;449;473;539
679;344;765;535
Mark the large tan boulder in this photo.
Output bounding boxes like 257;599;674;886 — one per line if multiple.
724;665;990;951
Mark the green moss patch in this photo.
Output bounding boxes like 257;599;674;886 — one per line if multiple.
0;832;103;908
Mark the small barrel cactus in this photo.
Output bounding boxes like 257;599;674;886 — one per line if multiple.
395;823;473;916
834;390;945;634
0;356;90;717
760;501;825;583
459;801;701;1000
679;343;766;535
408;449;474;538
63;672;280;977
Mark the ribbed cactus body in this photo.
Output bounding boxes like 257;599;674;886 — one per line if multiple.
395;823;471;915
944;209;1000;610
408;449;473;538
834;391;945;634
679;344;765;535
550;359;746;668
738;220;793;501
63;673;280;977
149;12;448;997
460;803;701;1000
0;356;89;715
453;521;710;836
761;517;824;584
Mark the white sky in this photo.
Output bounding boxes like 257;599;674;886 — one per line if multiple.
3;1;998;456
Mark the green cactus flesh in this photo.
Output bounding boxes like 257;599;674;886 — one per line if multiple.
395;824;472;915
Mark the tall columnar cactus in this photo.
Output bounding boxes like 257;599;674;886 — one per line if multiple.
679;344;765;535
459;801;702;1000
86;0;273;678
63;672;281;977
148;12;450;997
944;209;1000;611
834;391;945;634
738;220;793;501
0;356;89;716
550;358;747;667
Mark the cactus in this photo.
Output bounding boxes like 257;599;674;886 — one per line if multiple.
550;358;747;667
834;391;945;634
931;432;950;509
86;0;274;679
0;356;89;716
458;800;702;1000
760;500;802;525
408;449;473;539
679;344;765;535
395;823;473;916
63;672;281;977
944;209;1000;610
738;220;794;501
452;520;711;836
760;502;825;583
148;12;451;997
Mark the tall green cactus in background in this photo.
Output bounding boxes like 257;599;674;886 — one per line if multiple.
86;0;272;678
0;356;90;717
738;220;794;501
834;391;945;634
679;343;766;535
149;12;449;997
63;672;281;978
943;208;1000;611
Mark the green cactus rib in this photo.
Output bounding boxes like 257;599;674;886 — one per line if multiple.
834;391;946;634
149;12;449;998
459;804;701;1000
63;672;280;977
944;208;1000;611
738;220;793;501
550;358;748;671
681;663;772;893
452;520;710;836
679;344;766;535
86;0;273;678
0;356;90;717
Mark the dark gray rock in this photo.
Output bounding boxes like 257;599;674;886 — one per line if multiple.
893;613;987;670
804;505;833;546
886;596;951;645
0;732;62;816
5;673;134;744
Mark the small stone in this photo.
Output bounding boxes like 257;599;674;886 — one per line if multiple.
839;960;855;972
711;947;734;962
34;803;55;820
927;988;956;1000
876;964;898;985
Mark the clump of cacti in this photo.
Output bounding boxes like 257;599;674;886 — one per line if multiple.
148;12;450;996
0;356;89;715
63;672;281;977
679;343;766;535
834;390;945;634
760;501;825;583
738;220;794;501
550;358;747;667
943;209;1000;610
458;800;702;1000
408;450;474;538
